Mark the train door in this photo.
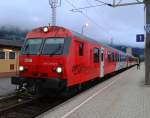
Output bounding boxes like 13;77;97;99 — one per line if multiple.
100;48;104;77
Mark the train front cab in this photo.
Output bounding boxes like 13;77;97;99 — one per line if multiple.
11;27;74;91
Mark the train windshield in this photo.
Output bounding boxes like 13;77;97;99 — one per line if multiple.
22;39;42;55
42;38;64;55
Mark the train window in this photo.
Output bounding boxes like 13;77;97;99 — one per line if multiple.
122;55;124;61
111;53;113;61
121;55;123;62
112;53;115;62
118;54;120;62
122;55;126;61
22;39;43;55
124;56;126;61
107;52;111;62
42;38;64;55
79;43;84;56
114;53;116;62
120;55;122;62
101;52;104;62
116;54;118;62
93;48;99;63
0;51;5;59
9;52;16;59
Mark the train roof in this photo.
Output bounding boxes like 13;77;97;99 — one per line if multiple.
71;30;129;56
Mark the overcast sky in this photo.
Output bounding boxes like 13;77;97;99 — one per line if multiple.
0;0;145;48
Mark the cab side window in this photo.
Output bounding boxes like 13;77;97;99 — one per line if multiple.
79;43;84;56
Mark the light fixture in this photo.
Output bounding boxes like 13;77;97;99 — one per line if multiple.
43;26;49;33
3;49;13;52
136;0;144;2
85;23;89;27
19;66;24;72
56;67;62;73
81;23;89;34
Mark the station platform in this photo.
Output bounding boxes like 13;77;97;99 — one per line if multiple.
0;78;15;97
39;63;149;118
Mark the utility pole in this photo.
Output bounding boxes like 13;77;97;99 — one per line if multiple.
145;0;150;85
49;0;61;26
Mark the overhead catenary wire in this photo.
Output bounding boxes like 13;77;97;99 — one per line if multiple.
116;0;123;5
71;4;105;12
70;0;114;12
96;0;143;7
65;0;112;37
85;0;114;44
95;0;113;6
70;0;143;11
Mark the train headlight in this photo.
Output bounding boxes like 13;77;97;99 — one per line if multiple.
56;67;62;73
19;66;24;72
43;26;49;33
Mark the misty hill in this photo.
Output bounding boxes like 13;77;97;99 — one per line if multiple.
113;45;144;60
0;26;28;41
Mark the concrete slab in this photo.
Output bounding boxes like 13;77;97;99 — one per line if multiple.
38;63;149;118
0;78;16;97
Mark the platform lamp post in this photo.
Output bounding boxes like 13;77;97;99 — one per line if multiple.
81;23;89;34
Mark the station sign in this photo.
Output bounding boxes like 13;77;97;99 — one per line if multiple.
136;34;144;42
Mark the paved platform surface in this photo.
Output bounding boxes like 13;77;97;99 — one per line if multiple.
39;63;150;118
0;78;16;97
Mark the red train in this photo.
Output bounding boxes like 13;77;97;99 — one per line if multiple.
11;26;138;93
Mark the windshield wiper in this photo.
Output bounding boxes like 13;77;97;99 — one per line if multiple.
50;44;62;55
42;44;63;55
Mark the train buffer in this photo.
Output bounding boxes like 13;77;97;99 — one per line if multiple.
38;63;149;118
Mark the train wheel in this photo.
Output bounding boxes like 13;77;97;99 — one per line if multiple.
60;86;78;98
77;84;82;91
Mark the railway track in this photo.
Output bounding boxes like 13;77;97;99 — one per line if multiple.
0;84;96;118
0;92;71;118
0;82;102;118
